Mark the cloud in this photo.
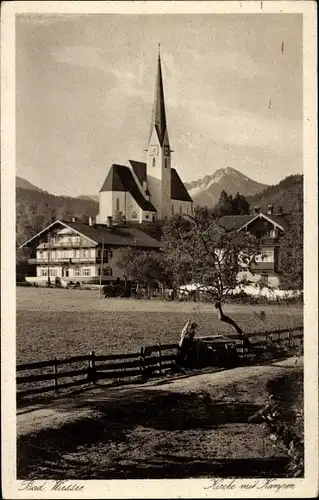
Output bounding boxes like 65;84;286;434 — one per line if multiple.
50;45;109;74
50;44;150;101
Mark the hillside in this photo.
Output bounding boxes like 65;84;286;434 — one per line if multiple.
185;167;268;208
16;176;43;192
247;174;303;214
78;195;99;202
16;187;98;246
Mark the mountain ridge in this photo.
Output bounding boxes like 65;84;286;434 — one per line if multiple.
185;167;269;207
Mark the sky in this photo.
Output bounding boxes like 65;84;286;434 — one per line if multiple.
16;13;303;197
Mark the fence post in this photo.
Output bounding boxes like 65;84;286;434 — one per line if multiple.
140;347;146;378
54;358;58;392
88;350;96;383
288;330;291;350
157;342;162;376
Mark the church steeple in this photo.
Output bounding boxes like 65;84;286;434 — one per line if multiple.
149;43;167;146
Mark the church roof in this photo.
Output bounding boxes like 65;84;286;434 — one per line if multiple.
100;164;156;212
128;160;147;185
100;160;193;208
171;168;193;202
149;51;167;146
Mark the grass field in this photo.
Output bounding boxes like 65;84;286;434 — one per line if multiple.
16;288;303;364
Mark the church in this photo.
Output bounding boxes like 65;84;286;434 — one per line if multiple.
20;48;193;286
96;47;193;224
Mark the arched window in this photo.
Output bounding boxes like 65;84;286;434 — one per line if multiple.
116;197;120;211
132;211;137;219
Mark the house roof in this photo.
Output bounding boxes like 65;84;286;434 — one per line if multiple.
218;215;255;231
100;164;156;212
218;213;289;232
20;220;162;249
129;160;147;186
171;168;193;202
67;221;161;248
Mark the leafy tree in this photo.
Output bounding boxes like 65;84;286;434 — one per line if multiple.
214;190;234;217
232;192;250;215
213;190;250;217
116;248;172;290
278;213;303;290
162;208;259;335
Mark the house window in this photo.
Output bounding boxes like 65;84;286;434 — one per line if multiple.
68;238;72;245
51;250;56;259
40;268;47;276
74;236;80;245
116;197;120;211
267;228;276;238
60;250;65;258
75;250;80;259
74;267;80;277
145;214;149;219
179;205;182;214
83;249;89;258
132;211;137;219
165;158;168;168
49;269;57;277
83;268;91;276
108;250;113;259
262;249;274;262
105;267;112;276
152;158;156;167
260;274;268;286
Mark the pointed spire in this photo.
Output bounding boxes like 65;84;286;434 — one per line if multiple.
149;44;167;146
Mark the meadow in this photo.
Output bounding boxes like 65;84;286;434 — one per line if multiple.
16;288;303;364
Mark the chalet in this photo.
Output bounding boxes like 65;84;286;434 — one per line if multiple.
21;218;161;286
219;205;289;288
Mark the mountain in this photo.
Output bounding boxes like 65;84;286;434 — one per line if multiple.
185;167;268;208
247;174;303;214
16;176;43;192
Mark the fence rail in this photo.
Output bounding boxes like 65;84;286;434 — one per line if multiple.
16;327;303;401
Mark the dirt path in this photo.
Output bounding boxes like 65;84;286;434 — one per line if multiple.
18;356;302;438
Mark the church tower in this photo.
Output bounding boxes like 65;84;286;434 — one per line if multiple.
146;45;171;220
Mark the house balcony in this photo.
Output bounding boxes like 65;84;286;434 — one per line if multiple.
40;242;92;249
251;261;276;272
30;257;105;265
259;237;280;246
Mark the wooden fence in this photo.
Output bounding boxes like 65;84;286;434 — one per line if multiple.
17;327;303;401
17;342;178;400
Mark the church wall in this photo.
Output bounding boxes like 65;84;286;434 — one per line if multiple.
171;200;193;216
97;191;113;223
124;192;143;222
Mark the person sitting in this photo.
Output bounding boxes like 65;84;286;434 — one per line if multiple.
178;320;198;365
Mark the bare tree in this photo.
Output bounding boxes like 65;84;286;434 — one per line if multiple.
162;208;259;337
